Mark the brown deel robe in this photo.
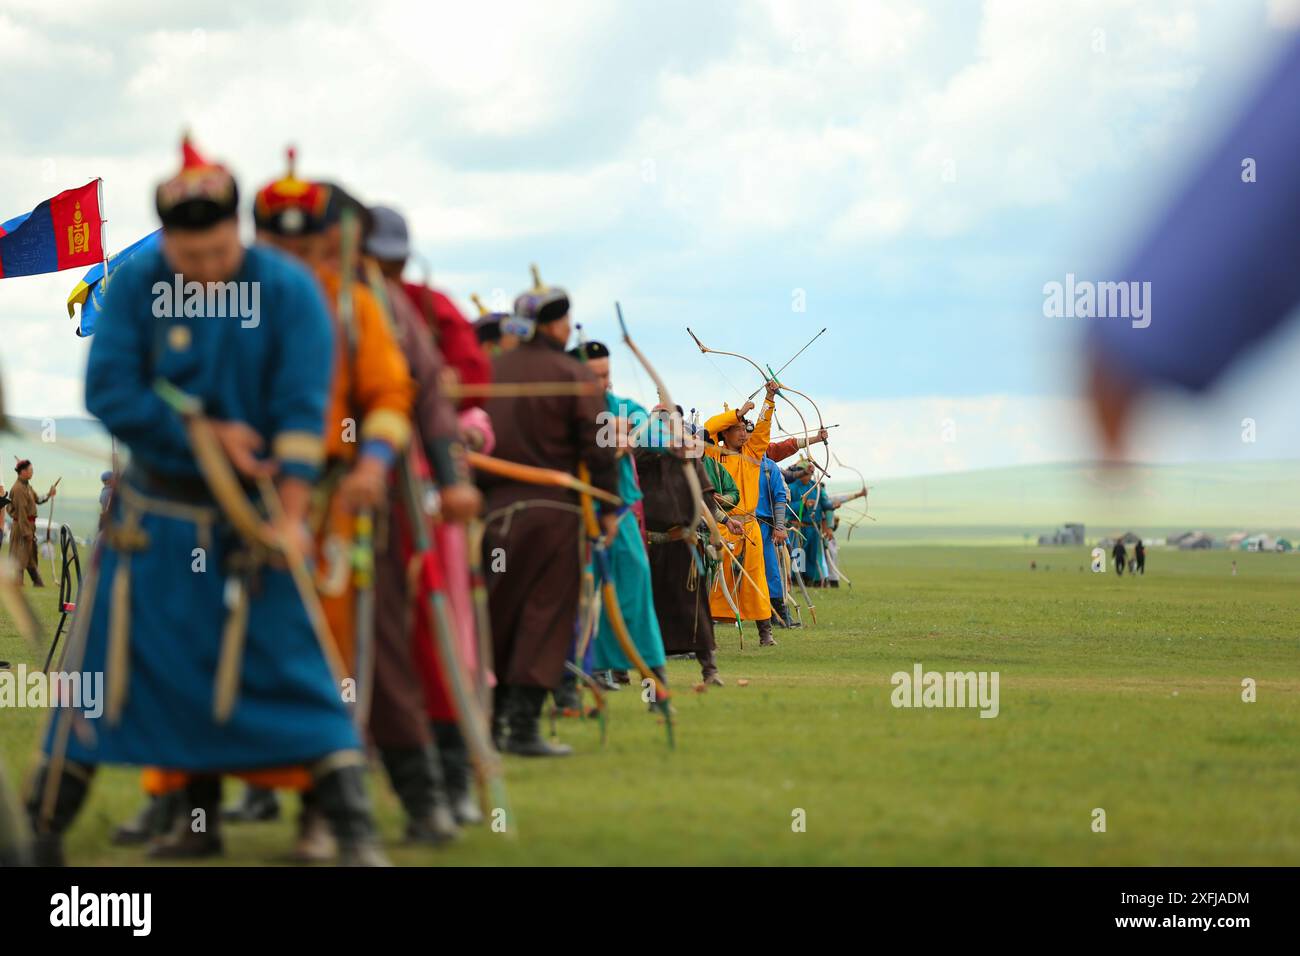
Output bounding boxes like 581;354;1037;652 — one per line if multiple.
6;478;47;585
479;336;617;688
634;451;717;658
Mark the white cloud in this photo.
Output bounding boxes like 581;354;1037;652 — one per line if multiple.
0;0;1287;472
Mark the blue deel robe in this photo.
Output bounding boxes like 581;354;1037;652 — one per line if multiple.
757;456;789;606
46;244;360;771
816;485;836;579
590;393;667;673
787;477;830;583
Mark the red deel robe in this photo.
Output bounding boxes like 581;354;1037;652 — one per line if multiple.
401;282;491;410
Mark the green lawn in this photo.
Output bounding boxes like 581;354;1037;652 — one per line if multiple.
2;544;1298;865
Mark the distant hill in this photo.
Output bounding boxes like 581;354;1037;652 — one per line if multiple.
4;418;1296;546
835;459;1300;542
7;416;111;442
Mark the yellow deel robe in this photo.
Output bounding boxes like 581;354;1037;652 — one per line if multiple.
704;397;774;622
313;266;414;676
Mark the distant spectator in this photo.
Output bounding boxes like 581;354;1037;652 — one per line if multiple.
1135;540;1146;575
1112;538;1127;577
98;470;114;531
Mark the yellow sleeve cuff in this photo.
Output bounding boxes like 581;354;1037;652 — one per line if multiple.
273;431;325;468
360;408;411;451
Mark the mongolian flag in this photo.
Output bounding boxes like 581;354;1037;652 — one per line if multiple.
67;229;161;336
0;180;104;279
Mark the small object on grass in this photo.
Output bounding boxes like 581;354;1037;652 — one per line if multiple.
736;679;750;687
693;682;708;694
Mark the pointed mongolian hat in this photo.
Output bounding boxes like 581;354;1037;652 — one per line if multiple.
155;131;239;230
252;146;334;237
513;264;570;325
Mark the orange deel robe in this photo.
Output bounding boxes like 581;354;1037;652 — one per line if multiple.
705;397;774;622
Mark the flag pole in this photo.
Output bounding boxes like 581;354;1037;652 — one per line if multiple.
97;177;109;292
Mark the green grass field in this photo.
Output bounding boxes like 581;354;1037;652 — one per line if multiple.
2;543;1298;865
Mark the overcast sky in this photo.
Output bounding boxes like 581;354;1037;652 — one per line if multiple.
3;0;1300;479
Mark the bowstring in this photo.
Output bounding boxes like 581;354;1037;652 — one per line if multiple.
699;350;751;414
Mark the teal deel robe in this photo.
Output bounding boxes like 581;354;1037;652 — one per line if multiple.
591;392;667;673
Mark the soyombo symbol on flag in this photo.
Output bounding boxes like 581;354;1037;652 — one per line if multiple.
0;180;104;279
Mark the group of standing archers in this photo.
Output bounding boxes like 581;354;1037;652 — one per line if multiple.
3;134;862;866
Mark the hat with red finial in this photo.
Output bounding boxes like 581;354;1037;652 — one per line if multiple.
155;130;239;230
253;145;337;236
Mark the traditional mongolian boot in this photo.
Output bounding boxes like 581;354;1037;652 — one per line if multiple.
492;685;510;750
432;720;483;826
25;760;95;867
551;670;583;717
770;598;791;628
505;686;573;757
148;775;224;859
314;763;390;867
379;746;459;846
111;791;181;845
757;617;777;647
290;789;337;863
697;643;725;686
221;784;280;823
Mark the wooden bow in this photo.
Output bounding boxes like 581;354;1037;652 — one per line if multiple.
685;327;831;513
0;556;42;651
0;755;27;865
361;256;512;821
576;462;673;746
152;380;347;688
397;452;513;829
466;450;621;505
617;305;722;550
445;381;604;399
43;477;62;587
832;452;873;541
